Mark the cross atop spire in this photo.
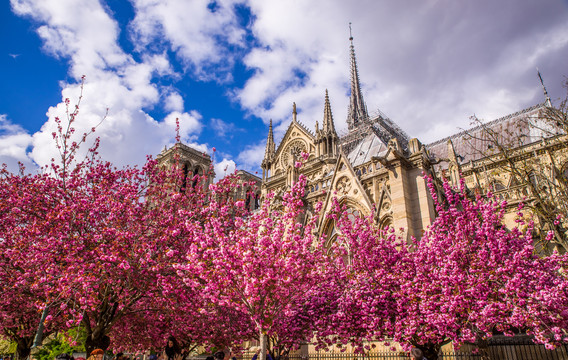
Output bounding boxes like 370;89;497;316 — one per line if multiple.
537;68;552;107
347;23;368;131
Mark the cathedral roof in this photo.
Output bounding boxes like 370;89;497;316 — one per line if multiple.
426;103;547;166
339;111;410;156
346;132;389;167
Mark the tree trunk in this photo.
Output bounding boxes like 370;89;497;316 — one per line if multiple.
32;306;50;348
15;337;33;360
476;338;491;360
414;344;440;360
259;331;267;360
85;333;110;356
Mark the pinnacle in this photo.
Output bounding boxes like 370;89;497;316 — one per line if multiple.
323;89;336;135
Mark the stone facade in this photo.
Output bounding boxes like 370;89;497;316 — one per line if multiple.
156;142;216;190
158;35;566;246
157;143;263;211
260;34;566;244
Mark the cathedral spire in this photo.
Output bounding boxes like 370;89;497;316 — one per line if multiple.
347;23;369;131
323;89;336;135
292;102;298;122
264;119;275;158
537;68;552;107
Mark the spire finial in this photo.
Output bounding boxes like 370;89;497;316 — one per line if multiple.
537;68;552;107
292;102;297;122
346;23;368;131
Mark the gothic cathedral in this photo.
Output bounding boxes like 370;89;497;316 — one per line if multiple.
259;32;563;244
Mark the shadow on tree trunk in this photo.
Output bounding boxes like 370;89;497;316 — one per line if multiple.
85;335;110;356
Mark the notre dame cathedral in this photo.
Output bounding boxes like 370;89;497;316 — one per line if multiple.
159;33;567;246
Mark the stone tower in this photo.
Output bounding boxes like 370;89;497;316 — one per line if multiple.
156;142;215;190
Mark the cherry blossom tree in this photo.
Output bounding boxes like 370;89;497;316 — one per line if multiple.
395;178;568;360
309;176;568;359
176;173;333;360
0;167;76;359
0;90;224;354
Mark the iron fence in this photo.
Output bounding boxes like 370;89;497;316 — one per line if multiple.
236;338;568;360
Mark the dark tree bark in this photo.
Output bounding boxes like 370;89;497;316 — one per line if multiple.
15;336;33;360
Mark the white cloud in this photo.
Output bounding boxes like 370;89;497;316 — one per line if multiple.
10;0;206;170
164;92;184;112
214;157;237;181
210;118;241;139
128;0;246;81
0;114;34;171
236;142;265;174
0;114;26;135
12;0;130;79
163;111;202;142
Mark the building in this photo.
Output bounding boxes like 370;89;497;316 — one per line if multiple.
156;142;216;190
260;32;567;247
158;32;566;249
157;143;263;212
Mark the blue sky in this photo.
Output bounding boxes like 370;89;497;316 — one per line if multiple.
2;0;568;178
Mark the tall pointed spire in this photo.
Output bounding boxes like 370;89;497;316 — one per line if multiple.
537;68;552;107
323;89;336;134
264;119;275;158
316;89;339;158
347;23;369;131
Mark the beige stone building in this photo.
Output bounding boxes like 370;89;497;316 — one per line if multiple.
157;143;263;211
155;32;567;355
158;34;566;248
260;34;566;245
156;142;216;190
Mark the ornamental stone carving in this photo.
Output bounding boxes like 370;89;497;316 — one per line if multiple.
336;176;352;195
281;139;307;167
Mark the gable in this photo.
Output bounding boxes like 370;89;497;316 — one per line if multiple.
316;153;373;234
272;121;316;174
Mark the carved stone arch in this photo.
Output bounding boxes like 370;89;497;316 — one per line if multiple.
375;180;392;222
191;164;204;188
322;218;338;249
322;199;364;248
182;160;192;175
181;161;193;190
490;180;506;192
508;174;521;188
337;198;367;218
449;164;459;186
193;164;203;175
378;215;393;231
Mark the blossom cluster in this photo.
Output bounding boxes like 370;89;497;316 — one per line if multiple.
2;110;568;359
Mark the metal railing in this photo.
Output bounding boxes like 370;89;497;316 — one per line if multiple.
236;342;568;360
